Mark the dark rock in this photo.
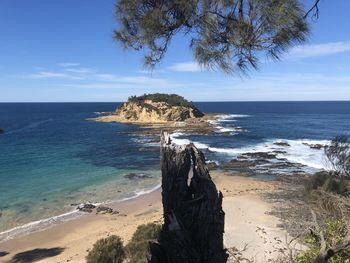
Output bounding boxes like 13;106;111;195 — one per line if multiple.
79;208;93;213
243;152;277;159
265;162;302;170
124;173;152;180
118;213;127;217
224;159;254;168
206;161;219;170
274;142;290;147
77;203;96;213
224;159;254;169
310;144;323;150
272;150;287;154
302;142;324;150
96;206;113;214
0;128;4;134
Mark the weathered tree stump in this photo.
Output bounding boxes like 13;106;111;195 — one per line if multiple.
149;132;228;263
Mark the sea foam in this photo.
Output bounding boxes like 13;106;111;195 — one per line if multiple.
209;114;250;134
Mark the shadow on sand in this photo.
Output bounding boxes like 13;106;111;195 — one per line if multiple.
7;247;64;263
0;251;10;257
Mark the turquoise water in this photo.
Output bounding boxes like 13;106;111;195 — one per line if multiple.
0;103;161;235
0;101;350;239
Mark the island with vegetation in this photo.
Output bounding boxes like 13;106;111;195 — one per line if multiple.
91;93;218;135
96;93;204;123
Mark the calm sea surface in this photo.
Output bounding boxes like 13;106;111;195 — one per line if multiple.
0;101;350;239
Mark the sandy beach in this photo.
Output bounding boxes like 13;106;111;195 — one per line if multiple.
0;172;288;263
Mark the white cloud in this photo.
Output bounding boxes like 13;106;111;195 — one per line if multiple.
139;69;165;74
169;62;202;72
28;65;94;80
289;41;350;59
29;71;86;80
57;62;81;67
64;67;95;74
94;74;117;81
30;71;71;79
95;74;171;86
27;64;200;88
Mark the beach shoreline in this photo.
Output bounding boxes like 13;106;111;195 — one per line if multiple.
0;172;290;263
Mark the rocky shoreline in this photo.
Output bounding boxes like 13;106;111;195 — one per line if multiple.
90;112;221;136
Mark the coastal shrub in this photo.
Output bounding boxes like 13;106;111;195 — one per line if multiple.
295;218;350;263
324;135;350;180
305;172;348;195
125;223;161;263
86;235;125;263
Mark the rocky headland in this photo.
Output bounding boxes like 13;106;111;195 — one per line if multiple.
91;93;219;134
94;93;204;123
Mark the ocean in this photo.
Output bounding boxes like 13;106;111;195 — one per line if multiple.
0;101;350;241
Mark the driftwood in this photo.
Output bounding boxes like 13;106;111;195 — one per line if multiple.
149;132;228;263
311;209;350;263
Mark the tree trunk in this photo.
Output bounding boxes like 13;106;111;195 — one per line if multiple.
149;132;228;263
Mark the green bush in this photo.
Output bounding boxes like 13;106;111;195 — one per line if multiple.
125;223;161;263
305;172;348;195
128;93;194;108
86;235;125;263
295;218;350;263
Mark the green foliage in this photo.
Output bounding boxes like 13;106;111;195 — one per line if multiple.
125;223;161;263
114;0;309;74
128;93;194;108
86;235;125;263
305;172;348;195
295;218;350;263
325;135;350;179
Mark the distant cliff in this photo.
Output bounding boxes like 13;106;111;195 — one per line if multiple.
113;94;204;123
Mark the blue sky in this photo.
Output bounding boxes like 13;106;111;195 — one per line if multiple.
1;0;350;102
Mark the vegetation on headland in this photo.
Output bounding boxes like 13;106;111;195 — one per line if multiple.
127;93;194;108
296;218;350;263
125;223;161;263
274;217;350;263
86;235;125;263
324;135;350;180
87;223;161;263
277;135;350;263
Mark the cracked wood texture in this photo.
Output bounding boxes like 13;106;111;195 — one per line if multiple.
149;132;228;263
